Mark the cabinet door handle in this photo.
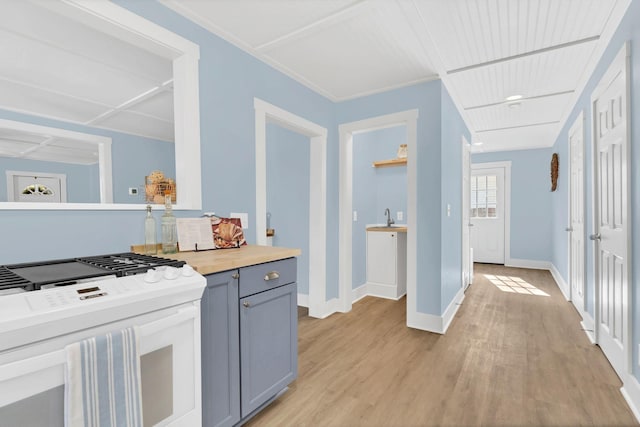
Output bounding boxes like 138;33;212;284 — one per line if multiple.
232;273;240;279
243;301;250;308
264;271;280;281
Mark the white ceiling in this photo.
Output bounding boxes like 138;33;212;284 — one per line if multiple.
0;0;174;165
161;0;630;152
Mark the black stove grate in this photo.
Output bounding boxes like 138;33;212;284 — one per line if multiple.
78;252;185;276
0;266;34;292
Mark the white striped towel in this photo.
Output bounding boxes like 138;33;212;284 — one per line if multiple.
64;327;144;427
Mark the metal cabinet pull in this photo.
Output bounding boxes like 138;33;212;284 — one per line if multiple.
243;301;250;308
232;273;240;279
589;233;601;241
264;271;280;281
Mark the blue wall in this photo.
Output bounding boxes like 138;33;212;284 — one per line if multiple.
0;0;472;323
472;148;553;263
266;124;310;295
550;0;640;380
352;126;407;290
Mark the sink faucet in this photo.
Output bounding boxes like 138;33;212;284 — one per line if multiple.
384;208;395;227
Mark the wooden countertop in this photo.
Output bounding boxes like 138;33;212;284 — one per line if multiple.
366;226;407;232
131;244;301;276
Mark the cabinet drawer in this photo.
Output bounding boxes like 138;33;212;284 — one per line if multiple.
239;258;296;298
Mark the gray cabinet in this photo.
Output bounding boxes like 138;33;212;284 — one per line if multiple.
202;258;297;427
202;270;241;427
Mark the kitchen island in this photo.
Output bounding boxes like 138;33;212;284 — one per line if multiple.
133;244;301;427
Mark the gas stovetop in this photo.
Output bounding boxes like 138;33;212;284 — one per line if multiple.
0;252;185;293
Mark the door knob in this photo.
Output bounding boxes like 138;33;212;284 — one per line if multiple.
243;301;250;308
566;227;573;232
589;233;601;241
468;223;474;227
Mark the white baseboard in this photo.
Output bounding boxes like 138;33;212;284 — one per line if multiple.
406;309;443;334
442;287;465;334
316;298;341;319
505;258;552;270
406;287;465;334
580;312;596;344
549;263;570;300
366;282;404;300
351;284;368;303
621;374;640;424
297;293;309;308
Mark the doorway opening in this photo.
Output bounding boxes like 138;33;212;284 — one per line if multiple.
338;109;418;324
254;98;327;319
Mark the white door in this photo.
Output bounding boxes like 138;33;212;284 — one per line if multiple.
592;44;630;379
461;139;471;289
568;112;585;317
470;166;505;264
7;171;66;203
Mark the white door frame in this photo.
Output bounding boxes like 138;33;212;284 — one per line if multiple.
470;161;511;265
461;137;471;289
567;111;587;321
338;109;418;319
254;98;327;319
590;43;632;375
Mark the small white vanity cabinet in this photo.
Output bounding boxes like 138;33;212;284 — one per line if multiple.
366;227;407;299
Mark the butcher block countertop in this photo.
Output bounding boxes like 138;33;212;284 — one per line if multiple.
131;244;301;276
366;226;408;233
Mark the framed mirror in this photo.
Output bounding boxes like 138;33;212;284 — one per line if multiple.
0;0;201;210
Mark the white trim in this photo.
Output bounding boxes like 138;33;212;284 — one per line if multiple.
0;0;201;211
405;285;465;335
297;293;309;308
581;312;596;344
506;259;552;270
318;298;341;319
461;136;471;290
567;110;586;319
365;282;405;301
442;287;465;334
549;263;570;301
351;284;369;304
471;161;511;265
622;375;640;424
338;110;418;326
254;98;327;320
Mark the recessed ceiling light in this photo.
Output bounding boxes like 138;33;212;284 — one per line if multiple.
506;95;523;101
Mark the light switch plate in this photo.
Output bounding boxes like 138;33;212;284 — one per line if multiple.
230;212;249;229
353;211;358;221
128;187;138;196
397;211;403;221
447;204;451;217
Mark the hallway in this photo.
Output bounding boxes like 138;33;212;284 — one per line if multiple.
247;264;638;426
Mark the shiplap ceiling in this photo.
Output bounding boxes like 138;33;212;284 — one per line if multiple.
162;0;630;152
0;0;174;165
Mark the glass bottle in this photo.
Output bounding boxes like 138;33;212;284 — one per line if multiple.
161;190;178;254
144;204;157;255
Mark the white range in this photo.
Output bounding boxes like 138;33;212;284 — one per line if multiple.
0;263;206;427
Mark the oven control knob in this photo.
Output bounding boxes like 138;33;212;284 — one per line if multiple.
181;264;195;277
144;269;161;283
163;266;180;280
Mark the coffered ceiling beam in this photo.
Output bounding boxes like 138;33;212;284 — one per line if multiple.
447;35;600;75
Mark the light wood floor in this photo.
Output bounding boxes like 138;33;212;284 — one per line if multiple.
246;264;639;426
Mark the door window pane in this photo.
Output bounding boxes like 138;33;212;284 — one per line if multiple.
471;174;498;219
